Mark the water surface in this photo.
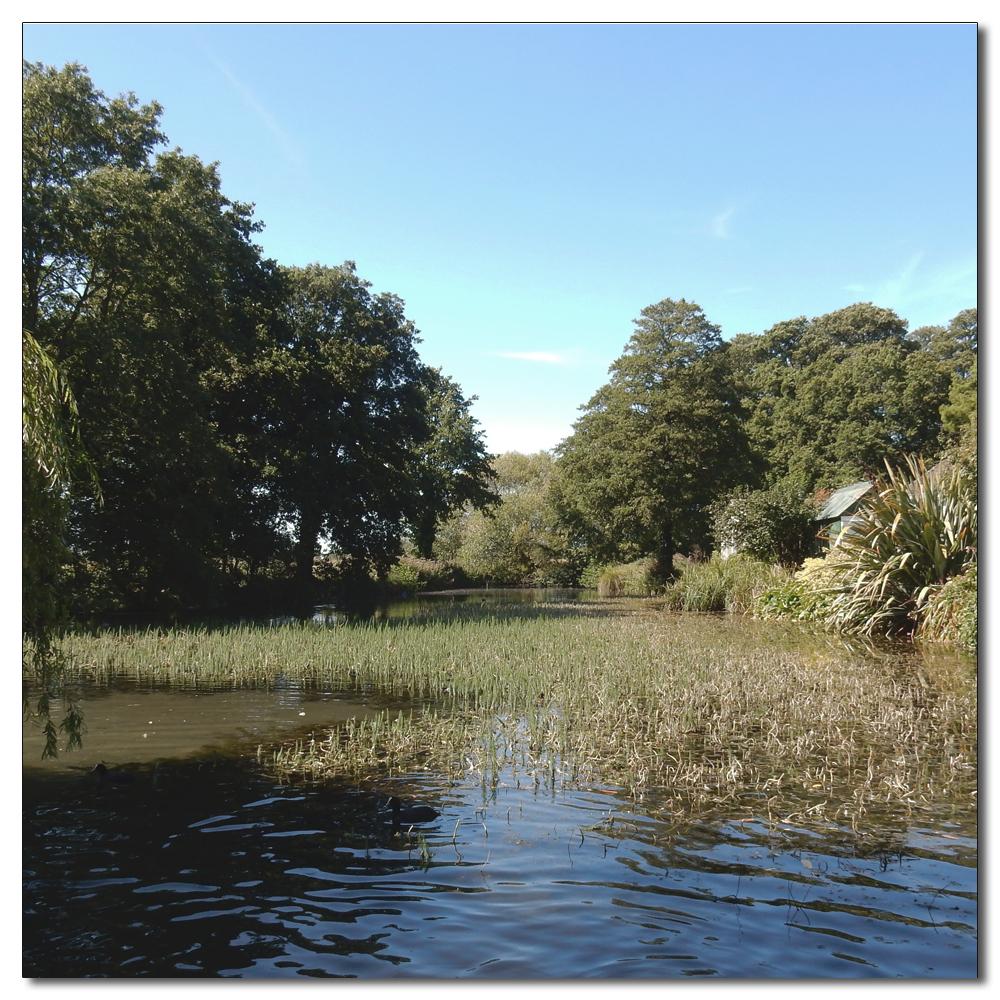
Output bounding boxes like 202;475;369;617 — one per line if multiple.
23;748;977;978
23;597;977;978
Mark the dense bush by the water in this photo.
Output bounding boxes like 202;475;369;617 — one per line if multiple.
753;554;846;622
823;456;976;640
917;562;978;648
754;456;977;647
384;557;473;594
709;481;820;566
588;554;798;612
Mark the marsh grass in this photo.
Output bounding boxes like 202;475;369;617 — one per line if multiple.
41;600;976;834
662;555;794;613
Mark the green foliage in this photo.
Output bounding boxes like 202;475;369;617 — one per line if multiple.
753;554;848;622
23;62;493;611
554;298;754;576
666;555;793;613
22;331;96;641
731;303;953;489
450;451;572;585
578;562;607;590
407;369;498;559
383;557;472;594
709;480;819;565
940;357;977;439
21;329;96;758
594;559;661;597
230;261;431;583
384;561;426;593
824;455;976;637
917;563;977;649
24;59;284;609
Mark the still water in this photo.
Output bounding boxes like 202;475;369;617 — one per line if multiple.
23;593;977;978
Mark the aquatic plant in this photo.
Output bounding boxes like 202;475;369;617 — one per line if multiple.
38;600;976;835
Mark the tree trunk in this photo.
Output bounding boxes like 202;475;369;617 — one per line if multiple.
414;511;438;560
294;508;322;582
654;519;675;582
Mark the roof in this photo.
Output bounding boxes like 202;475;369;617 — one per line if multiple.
816;481;873;521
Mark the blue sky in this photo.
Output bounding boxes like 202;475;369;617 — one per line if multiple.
22;21;978;456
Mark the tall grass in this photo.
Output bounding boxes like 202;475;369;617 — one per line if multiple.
592;559;661;597
36;601;977;834
663;554;793;612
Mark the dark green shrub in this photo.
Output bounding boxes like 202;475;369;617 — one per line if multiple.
709;480;820;565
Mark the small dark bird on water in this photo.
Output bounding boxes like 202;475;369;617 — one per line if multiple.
91;763;135;786
388;796;439;826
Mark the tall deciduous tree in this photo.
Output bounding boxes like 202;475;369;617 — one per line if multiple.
408;369;497;559
23;61;282;608
733;302;953;489
554;298;752;577
232;262;431;582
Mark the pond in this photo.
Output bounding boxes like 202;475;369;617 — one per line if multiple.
23;593;978;978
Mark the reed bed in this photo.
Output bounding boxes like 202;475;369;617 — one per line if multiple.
40;601;977;833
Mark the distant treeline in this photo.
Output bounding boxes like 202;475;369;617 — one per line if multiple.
23;61;976;625
433;297;975;587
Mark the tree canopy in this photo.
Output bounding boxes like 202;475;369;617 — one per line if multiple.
554;299;753;576
729;303;953;489
448;451;566;585
23;61;494;612
23;61;977;615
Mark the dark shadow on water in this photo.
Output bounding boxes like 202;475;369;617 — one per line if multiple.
23;753;461;978
23;735;978;979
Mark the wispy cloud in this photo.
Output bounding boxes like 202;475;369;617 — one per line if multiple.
845;252;924;300
198;41;304;167
710;205;737;240
490;351;571;364
844;252;976;326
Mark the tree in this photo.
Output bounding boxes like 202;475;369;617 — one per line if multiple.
231;263;431;583
914;307;978;443
407;369;498;559
734;303;952;489
451;451;568;584
24;61;283;609
554;298;753;577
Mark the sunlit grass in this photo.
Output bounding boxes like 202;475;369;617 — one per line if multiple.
38;600;977;834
